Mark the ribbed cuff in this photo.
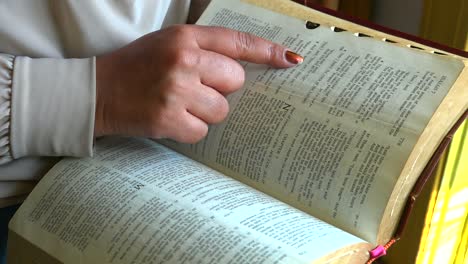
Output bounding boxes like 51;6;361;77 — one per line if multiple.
11;57;96;158
0;54;14;164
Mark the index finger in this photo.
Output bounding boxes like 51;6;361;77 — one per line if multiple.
194;25;303;68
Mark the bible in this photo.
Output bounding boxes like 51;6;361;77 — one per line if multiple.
7;0;468;263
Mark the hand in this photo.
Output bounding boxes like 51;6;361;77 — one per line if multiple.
95;25;302;143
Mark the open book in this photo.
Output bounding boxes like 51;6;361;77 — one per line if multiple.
7;0;468;263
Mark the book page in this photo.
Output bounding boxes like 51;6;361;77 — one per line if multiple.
165;0;465;244
9;137;368;264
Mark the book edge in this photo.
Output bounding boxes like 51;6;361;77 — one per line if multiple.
377;60;468;245
7;229;62;264
291;0;468;58
312;242;373;264
246;0;467;60
391;109;468;240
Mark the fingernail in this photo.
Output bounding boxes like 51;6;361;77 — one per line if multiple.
285;50;304;65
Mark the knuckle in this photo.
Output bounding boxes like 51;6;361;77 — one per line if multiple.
234;31;255;54
268;44;283;66
170;24;193;38
171;49;199;68
231;64;245;90
267;44;277;61
158;85;180;105
165;78;183;92
185;123;208;143
218;61;245;93
211;96;229;123
194;123;209;140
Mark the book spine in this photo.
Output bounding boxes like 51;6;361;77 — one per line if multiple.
291;0;468;58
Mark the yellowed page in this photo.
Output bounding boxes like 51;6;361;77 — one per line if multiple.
9;137;367;264
244;0;468;246
165;0;465;244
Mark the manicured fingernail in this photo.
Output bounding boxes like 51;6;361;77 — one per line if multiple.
285;50;304;64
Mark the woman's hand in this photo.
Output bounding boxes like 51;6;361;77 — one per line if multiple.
95;25;302;143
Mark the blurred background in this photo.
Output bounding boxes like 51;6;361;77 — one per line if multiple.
312;0;467;263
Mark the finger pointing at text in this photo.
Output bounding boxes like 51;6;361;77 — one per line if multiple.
95;25;303;143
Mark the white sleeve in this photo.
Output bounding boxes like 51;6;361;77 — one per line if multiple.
0;0;191;202
0;54;13;163
0;53;96;161
10;56;96;159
